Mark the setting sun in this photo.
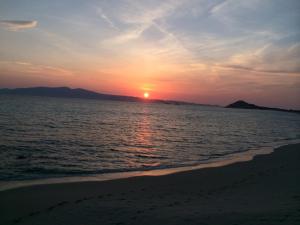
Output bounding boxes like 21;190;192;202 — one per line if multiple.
144;92;149;99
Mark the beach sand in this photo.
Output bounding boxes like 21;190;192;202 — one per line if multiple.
1;143;300;225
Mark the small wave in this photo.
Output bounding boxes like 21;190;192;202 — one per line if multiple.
10;163;183;181
16;155;28;160
134;154;167;159
43;124;57;128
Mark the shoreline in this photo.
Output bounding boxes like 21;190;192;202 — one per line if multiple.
1;139;298;192
1;143;300;225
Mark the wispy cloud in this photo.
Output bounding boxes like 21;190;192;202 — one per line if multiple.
103;25;146;45
0;61;73;76
97;8;118;30
218;42;300;75
101;0;183;45
121;0;182;24
0;20;38;31
220;64;300;74
210;0;232;14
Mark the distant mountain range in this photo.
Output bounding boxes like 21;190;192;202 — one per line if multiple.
226;100;300;114
0;87;298;114
0;87;198;106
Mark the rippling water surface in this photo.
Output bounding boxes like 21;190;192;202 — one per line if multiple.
0;95;299;182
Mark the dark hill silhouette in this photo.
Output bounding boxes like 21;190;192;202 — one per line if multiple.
1;87;298;113
0;87;140;101
0;87;198;106
227;100;300;114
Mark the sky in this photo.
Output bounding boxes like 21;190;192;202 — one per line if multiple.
0;0;299;109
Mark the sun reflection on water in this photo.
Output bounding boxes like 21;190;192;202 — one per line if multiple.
123;104;162;168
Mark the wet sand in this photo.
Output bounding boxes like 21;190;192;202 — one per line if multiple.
1;143;300;225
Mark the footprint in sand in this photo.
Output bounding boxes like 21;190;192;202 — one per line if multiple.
28;211;40;217
136;210;144;214
57;201;68;206
131;216;137;220
75;199;83;203
12;218;22;224
114;222;125;225
47;201;68;211
47;205;56;211
148;205;156;210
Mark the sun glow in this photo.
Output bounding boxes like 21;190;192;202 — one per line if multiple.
144;92;149;98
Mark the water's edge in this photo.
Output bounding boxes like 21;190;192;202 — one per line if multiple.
1;139;299;192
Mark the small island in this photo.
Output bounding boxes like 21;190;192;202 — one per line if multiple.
226;100;300;114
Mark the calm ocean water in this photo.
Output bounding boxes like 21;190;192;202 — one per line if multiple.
0;95;300;183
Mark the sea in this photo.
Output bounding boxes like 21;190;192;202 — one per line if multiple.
0;95;299;190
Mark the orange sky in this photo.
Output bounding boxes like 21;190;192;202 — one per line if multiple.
0;0;299;109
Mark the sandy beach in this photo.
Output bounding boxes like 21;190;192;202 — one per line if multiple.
1;143;300;225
